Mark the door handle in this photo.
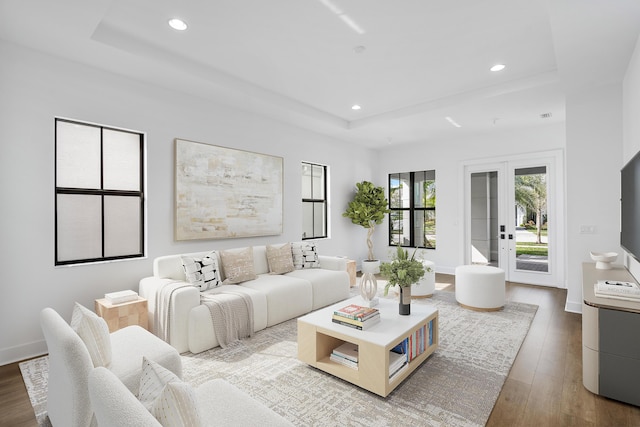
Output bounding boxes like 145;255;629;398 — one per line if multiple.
500;234;505;239
508;234;513;240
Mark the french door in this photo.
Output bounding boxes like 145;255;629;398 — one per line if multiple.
463;151;564;287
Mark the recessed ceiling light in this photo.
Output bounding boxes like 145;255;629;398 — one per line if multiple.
445;116;462;128
490;64;506;72
351;105;361;110
168;18;188;31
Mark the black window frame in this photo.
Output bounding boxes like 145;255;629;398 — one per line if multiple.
301;161;328;240
54;118;145;266
388;170;436;249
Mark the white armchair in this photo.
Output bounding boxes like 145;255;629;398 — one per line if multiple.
88;366;294;427
40;306;182;427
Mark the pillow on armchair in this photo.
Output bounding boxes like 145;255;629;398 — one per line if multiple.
70;302;112;367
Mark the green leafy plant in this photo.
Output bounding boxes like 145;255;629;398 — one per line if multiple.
342;181;390;261
380;246;427;296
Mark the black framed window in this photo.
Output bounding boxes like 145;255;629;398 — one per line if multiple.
389;170;436;248
55;118;145;265
301;162;327;239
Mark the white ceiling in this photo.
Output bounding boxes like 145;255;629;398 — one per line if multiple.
2;0;640;148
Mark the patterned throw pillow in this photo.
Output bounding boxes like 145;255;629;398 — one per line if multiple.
151;381;201;427
291;242;320;269
266;243;295;274
139;357;201;427
220;247;258;284
181;251;221;291
70;302;112;367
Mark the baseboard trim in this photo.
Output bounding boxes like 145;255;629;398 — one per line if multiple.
565;299;582;314
0;339;47;366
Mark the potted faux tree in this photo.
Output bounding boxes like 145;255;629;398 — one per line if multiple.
343;181;390;304
380;245;426;315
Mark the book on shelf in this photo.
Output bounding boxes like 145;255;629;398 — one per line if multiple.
389;361;409;380
331;314;380;330
330;353;358;369
332;342;359;363
389;350;407;372
333;304;379;321
594;285;640;302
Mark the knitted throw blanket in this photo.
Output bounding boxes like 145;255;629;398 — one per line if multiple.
201;290;254;348
154;280;192;343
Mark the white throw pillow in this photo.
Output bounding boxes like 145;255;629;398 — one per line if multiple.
291;242;320;269
220;247;258;284
266;243;295;274
181;251;221;291
151;381;202;427
139;357;201;427
70;302;112;367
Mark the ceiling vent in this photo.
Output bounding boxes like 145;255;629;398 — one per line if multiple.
540;112;552;119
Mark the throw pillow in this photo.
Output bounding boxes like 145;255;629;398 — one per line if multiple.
151;381;202;427
70;302;112;367
181;251;221;291
266;243;295;274
139;357;201;427
291;242;320;269
220;247;258;284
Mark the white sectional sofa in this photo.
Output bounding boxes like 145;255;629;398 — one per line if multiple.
139;243;350;354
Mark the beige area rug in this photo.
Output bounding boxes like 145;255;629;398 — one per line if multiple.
20;289;537;427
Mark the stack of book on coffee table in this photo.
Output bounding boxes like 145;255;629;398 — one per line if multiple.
388;343;409;380
331;303;381;330
330;342;359;370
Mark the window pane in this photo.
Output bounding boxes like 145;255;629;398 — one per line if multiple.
313;202;326;237
104;195;141;257
56;121;101;189
57;194;102;261
302;201;313;238
415;210;436;248
389;210;410;246
390;173;411;208
414;170;436;208
103;129;140;191
302;164;312;199
312;165;325;199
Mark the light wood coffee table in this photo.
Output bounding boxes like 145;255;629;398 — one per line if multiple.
297;295;438;397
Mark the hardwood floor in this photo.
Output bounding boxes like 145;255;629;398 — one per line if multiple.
2;277;639;427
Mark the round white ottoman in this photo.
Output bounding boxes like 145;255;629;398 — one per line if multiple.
455;265;505;311
412;260;436;298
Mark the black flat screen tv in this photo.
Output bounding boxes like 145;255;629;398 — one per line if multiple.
621;150;640;261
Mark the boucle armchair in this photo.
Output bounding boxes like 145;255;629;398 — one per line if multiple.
40;306;182;427
88;366;294;427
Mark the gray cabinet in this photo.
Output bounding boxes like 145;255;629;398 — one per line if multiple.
582;263;640;406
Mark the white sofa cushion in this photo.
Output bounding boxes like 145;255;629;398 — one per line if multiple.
181;251;221;291
285;268;351;310
240;275;313;326
266;243;295;274
70;302;112;367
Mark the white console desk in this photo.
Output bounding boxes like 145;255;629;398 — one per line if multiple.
582;263;640;406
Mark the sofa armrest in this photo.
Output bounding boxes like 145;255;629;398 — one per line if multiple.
139;277;200;353
318;256;347;271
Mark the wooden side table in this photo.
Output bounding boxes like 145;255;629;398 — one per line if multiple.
346;259;357;286
95;297;148;333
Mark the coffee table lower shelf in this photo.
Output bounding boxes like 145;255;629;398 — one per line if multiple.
297;297;438;397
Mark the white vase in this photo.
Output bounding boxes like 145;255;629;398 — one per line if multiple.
360;260;380;307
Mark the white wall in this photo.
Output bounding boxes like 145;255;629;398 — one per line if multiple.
564;83;624;312
0;41;376;365
374;124;566;273
623;33;640;281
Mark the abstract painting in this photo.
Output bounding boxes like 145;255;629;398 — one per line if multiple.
175;139;283;240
